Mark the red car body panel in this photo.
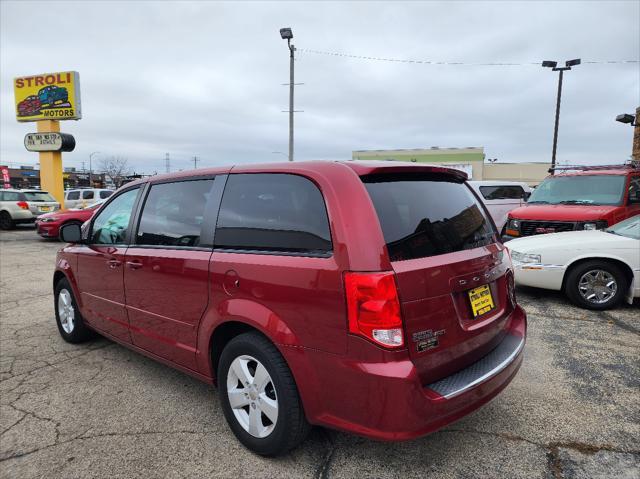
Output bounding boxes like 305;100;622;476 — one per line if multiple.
36;206;97;238
54;160;527;441
507;169;640;231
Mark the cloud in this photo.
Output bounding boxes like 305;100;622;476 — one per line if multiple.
1;0;638;173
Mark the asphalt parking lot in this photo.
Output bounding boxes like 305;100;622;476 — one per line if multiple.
0;227;638;479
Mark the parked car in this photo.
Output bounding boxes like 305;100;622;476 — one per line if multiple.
469;180;532;232
503;164;640;240
64;188;113;209
17;95;42;116
36;200;104;239
38;85;68;106
0;189;60;230
54;161;526;456
506;215;639;310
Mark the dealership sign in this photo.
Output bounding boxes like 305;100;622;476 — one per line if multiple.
24;132;76;152
13;71;82;122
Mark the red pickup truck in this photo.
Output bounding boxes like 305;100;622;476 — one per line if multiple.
503;164;640;239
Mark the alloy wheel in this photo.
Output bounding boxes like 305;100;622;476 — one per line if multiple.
226;355;278;438
57;289;75;334
578;269;617;305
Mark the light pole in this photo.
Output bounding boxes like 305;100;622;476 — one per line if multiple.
616;109;640;162
89;151;100;187
542;59;580;174
280;27;295;161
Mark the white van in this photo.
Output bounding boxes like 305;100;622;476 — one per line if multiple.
64;188;113;209
468;181;532;232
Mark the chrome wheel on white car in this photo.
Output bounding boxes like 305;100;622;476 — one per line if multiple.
565;260;627;311
226;355;278;438
578;269;618;305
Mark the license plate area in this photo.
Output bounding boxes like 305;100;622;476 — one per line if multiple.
39;206;52;212
468;284;495;318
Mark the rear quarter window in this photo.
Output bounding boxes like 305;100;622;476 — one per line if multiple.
363;174;496;261
215;173;332;255
479;185;525;200
99;190;113;199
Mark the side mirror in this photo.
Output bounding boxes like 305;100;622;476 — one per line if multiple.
629;190;640;204
523;192;531;201
59;223;83;243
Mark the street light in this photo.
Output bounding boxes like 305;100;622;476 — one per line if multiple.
542;58;581;173
280;27;295;161
89;151;100;186
616;113;637;126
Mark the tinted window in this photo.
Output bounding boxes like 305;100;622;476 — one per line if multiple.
23;192;55;202
100;190;113;199
67;191;80;200
479;185;525;200
363;174;495;262
136;180;214;247
2;192;21;201
90;188;140;245
82;190;94;199
215;174;332;254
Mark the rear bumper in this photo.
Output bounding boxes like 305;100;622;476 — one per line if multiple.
286;305;527;441
11;210;35;222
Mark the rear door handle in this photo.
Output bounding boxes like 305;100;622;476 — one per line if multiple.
126;261;143;270
107;259;121;269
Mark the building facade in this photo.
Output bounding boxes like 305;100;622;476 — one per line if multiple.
1;165;106;190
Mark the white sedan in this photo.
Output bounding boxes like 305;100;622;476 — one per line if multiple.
506;215;640;310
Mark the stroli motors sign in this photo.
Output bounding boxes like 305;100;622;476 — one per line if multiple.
24;132;76;152
13;71;82;122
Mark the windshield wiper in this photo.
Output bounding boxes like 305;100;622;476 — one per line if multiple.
558;200;594;205
527;200;550;204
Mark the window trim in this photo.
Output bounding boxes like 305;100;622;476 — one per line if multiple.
213;172;334;257
86;184;145;247
130;176;223;250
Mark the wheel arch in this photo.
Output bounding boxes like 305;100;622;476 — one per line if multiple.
561;256;634;293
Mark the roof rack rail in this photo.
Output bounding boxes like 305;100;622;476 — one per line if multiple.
548;162;638;173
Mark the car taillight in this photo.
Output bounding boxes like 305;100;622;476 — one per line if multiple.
344;271;404;349
16;201;29;210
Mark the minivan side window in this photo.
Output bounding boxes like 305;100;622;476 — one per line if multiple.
67;191;80;200
215;173;332;255
82;190;95;200
136;179;214;247
99;190;113;199
479;185;525;200
90;188;140;245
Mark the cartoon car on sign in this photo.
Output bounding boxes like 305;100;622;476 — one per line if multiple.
38;86;68;106
17;96;42;116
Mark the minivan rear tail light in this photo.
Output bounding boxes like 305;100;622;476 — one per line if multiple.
344;271;404;348
16;201;29;210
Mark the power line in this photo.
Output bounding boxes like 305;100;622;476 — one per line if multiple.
298;48;639;67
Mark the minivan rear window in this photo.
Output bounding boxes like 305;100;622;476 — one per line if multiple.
363;174;496;261
215;173;332;255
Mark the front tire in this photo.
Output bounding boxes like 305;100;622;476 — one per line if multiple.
0;211;14;230
217;332;310;456
565;260;627;310
54;278;95;343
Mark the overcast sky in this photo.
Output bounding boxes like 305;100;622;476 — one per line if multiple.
1;1;639;174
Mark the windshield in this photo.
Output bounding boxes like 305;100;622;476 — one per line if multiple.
606;216;640;240
363;174;496;261
528;175;626;206
22;191;56;202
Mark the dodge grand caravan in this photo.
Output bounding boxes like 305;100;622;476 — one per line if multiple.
54;161;527;456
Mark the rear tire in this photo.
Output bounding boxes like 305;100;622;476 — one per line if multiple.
54;278;95;343
565;260;627;310
217;332;310;456
0;211;15;230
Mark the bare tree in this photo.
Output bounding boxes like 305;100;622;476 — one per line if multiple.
98;156;131;186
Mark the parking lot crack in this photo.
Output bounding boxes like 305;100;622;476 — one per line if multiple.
314;429;338;479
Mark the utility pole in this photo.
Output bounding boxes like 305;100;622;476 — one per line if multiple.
280;28;295;161
193;156;199;169
89;151;100;187
165;152;170;173
542;59;581;174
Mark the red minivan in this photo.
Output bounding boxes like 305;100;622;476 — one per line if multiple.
54;161;526;456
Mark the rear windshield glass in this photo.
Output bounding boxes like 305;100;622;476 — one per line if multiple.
363;174;496;261
22;192;55;202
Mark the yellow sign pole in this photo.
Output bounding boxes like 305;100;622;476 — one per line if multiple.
37;120;65;209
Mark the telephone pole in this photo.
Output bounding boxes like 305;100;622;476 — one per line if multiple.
165;153;170;173
193;156;199;169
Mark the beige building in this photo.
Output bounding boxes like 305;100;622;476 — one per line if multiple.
352;147;551;185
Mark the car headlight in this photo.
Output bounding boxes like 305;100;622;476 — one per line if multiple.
508;219;520;230
510;250;541;264
581;220;607;231
39;217;58;222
